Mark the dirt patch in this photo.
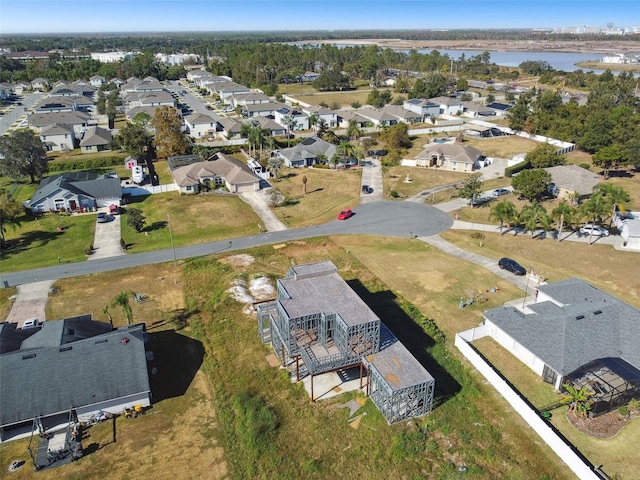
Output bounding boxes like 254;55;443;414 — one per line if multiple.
220;253;255;268
566;410;639;439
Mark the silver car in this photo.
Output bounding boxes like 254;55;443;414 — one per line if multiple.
579;224;609;237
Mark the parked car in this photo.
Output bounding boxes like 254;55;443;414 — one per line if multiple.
362;185;372;194
22;318;41;329
467;196;491;206
579;224;610;237
109;204;119;215
492;188;510;197
96;212;108;223
498;257;526;276
337;208;353;220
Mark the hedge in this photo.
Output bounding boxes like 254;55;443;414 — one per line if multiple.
48;155;127;172
504;159;531;178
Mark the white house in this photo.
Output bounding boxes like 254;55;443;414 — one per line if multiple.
90;75;106;87
274;106;309;131
184;112;217;138
39;124;76;152
429;96;465;116
403;98;441;120
302;105;338;128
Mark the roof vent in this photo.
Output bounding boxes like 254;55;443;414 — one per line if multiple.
593;310;603;315
576;315;585;320
59;346;72;352
95;339;108;344
22;353;36;360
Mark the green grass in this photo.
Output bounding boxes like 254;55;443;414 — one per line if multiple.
120;192;262;253
0;212;95;272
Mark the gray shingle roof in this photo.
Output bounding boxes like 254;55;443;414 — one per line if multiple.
415;144;482;163
79;126;112;147
278;136;336;163
171;154;260;188
484;278;640;376
29;172;121;207
544;165;601;195
0;320;150;427
28;111;90;128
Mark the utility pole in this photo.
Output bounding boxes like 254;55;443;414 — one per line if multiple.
167;214;177;267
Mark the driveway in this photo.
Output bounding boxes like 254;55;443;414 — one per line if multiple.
4;280;55;327
239;190;288;232
90;211;124;260
360;159;384;204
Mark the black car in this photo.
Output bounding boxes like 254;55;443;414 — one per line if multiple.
498;257;526;276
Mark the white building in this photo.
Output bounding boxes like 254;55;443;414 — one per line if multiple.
90;52;135;63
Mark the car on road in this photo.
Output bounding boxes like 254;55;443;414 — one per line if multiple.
492;188;510;197
96;212;108;223
337;209;353;220
579;224;610;237
467;196;491;206
498;257;526;276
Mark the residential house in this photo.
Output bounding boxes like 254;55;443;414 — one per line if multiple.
256;260;435;424
28;111;91;135
337;110;370;128
0;315;151;441
79;126;112;153
124;90;175;108
429;96;465;116
31;78;50;91
274;106;309;131
252;116;287;137
125;106;164;122
461;102;496;118
217;117;244;140
184;112;218;139
27;171;122;213
196;75;233;90
244;101;287;118
382;105;423;124
121;76;165;93
35;95;94;114
544;165;601;203
168;153;261;194
480;278;640;416
230;92;271;108
355;108;398;127
90;75;106;87
302;105;338;128
214;82;252;102
13;82;32;95
0;82;13;101
276;136;336;168
39;124;76;152
403;99;440;120
415;143;483;171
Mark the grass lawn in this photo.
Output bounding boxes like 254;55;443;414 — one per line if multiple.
0;212;95;272
269;167;362;227
383;165;468;200
121;192;262;253
461;135;542;158
47;149;127;163
152;159;173;184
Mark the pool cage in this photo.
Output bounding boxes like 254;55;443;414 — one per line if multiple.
564;357;640;417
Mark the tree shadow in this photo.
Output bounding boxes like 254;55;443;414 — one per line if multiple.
346;279;461;406
282;171;298;179
146;328;205;403
310;187;324;193
0;229;65;258
143;221;168;233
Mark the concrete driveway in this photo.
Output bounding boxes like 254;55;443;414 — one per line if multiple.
239;190;288;232
4;280;56;327
360;159;384;204
90;212;124;260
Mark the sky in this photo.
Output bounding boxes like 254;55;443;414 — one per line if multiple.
0;0;637;34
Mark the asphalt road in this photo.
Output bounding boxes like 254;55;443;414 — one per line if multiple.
0;201;452;287
0;92;45;135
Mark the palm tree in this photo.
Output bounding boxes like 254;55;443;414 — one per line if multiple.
551;201;575;242
308;111;319;133
338;140;356;166
561;383;594;419
489;200;518;235
102;305;113;328
112;290;136;325
267;156;284;179
302;175;308;195
519;200;551;239
346;120;363;141
316;118;328;139
282;114;296;147
594;183;631;225
580;193;610;244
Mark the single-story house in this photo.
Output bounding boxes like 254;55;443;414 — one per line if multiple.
169;153;261;194
354;108;398;127
481;278;640;416
0;315;151;441
461;103;496;118
252;115;287;137
27;171;122;213
13;82;32;95
184;112;218;138
276;136;337;168
217;117;244;140
244;101;286;118
79;126;112;153
381;105;423;124
39;124;76;152
256;260;435;424
337;111;370;128
544;165;601;203
415;143;483;171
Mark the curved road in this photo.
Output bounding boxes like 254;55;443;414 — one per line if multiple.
1;201;453;287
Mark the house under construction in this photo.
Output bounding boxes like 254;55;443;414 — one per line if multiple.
257;260;435;424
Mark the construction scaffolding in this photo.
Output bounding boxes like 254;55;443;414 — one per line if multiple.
258;260;435;423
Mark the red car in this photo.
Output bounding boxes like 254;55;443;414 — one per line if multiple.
337;209;353;220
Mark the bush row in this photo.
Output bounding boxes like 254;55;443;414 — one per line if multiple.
48;155;127;172
504;159;531;178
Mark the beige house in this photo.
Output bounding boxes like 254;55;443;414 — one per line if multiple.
545;165;601;203
415;143;483;172
80;126;112;153
170;153;261;194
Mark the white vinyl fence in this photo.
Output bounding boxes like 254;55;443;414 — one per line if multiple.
455;326;605;480
122;184;178;197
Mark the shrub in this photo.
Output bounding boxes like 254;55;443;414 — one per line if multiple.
389;189;399;198
504;159;531;178
579;163;591;170
85;243;93;255
48;155;127;172
618;405;629;417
